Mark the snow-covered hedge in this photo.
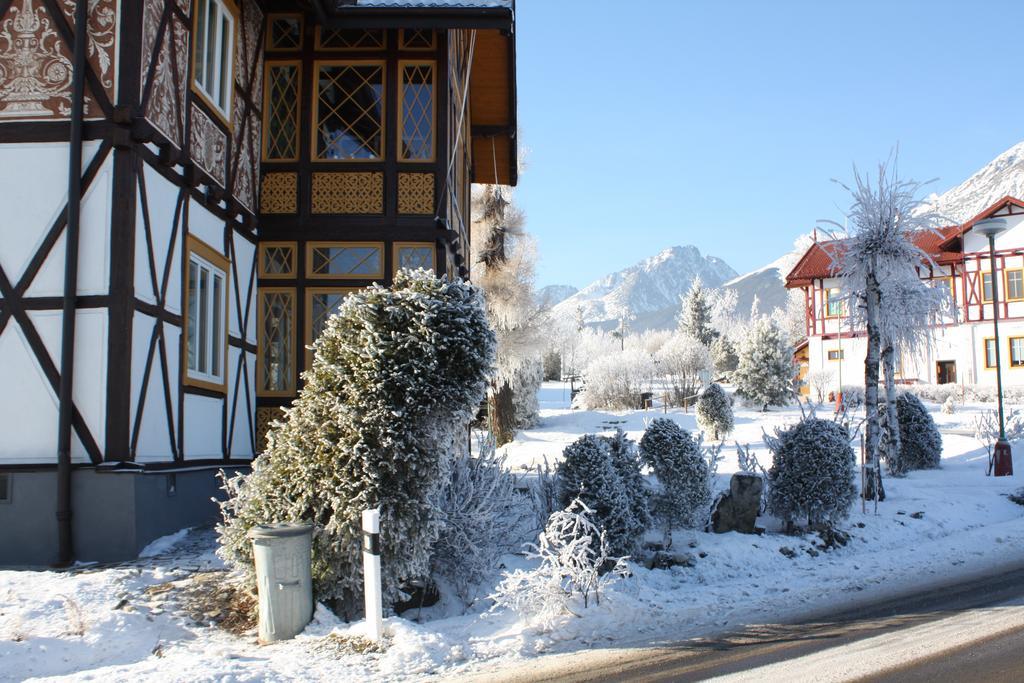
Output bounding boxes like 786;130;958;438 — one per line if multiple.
639;418;714;538
696;383;733;440
894;392;942;471
576;349;654;410
217;271;495;613
765;417;857;528
432;436;533;602
601;429;651;553
556;435;640;556
906;383;1024;405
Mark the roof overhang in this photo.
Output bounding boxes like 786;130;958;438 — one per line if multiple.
312;1;518;185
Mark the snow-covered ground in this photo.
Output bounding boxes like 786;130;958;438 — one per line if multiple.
2;382;1023;682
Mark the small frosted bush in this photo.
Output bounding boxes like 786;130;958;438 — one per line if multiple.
696;383;733;440
895;393;942;471
639;418;714;541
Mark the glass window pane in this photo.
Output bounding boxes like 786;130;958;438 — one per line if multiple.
986;339;997;367
204;1;218;93
195;0;208;90
261;244;294;276
265;64;300;159
401;64;434;160
318;28;384;50
187;260;199;372
316;63;384;160
1013;339;1024;366
269;16;302;50
310;245;381;277
983;273;993;301
1009;271;1023;299
311;292;349;341
261;291;293;392
198;266;210;374
397;246;434;272
219;14;232;110
211;273;223;378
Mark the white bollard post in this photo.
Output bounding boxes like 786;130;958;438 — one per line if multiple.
362;508;384;642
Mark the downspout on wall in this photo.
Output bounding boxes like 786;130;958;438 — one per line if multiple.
56;0;89;566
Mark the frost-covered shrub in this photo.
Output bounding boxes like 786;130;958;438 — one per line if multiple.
711;336;739;376
431;436;533;603
806;369;835;404
600;429;651;551
765;417;857;527
732;317;793;410
656;333;712;406
556;435;637;556
839;385;865;409
577;349;654;410
489;499;629;630
908;383;1024;405
696;383;733;440
941;395;956;415
639;419;714;539
894;393;942;471
217;271;495;614
513;359;543;429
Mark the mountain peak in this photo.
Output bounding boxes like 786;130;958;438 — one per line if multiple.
927;140;1024;223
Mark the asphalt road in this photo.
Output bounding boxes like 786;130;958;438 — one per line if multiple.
472;565;1024;683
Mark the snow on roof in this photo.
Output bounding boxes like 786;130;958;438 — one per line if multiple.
332;0;513;9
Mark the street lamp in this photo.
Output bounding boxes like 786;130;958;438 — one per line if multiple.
975;217;1014;476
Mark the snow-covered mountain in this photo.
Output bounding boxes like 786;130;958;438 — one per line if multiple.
537;284;578;308
720;235;811;317
552;246;737;331
926;140;1024;222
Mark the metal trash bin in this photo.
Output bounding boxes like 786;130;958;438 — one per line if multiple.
248;523;314;644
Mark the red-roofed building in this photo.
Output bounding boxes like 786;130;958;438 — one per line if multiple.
785;197;1024;394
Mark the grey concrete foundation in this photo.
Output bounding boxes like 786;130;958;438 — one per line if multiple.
0;465;248;566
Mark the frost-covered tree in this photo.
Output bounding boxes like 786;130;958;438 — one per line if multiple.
732;317;793;411
826;158;946;500
892;392;942;472
679;277;718;345
765;417;857;528
601;429;651;551
472;185;547;445
656;333;712;406
432;436;533;603
696;383;733;440
806;369;836;404
578;348;654;410
217;271;495;614
639;419;714;542
556;435;637;556
710;336;739;376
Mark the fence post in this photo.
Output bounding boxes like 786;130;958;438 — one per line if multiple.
363;509;384;642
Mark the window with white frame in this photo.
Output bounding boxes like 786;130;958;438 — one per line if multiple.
1010;337;1024;367
193;0;237;118
186;249;228;386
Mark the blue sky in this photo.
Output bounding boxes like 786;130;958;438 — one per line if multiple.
513;0;1024;289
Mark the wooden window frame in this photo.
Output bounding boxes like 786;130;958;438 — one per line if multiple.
399;28;437;51
312;60;387;162
258;241;297;279
392;242;436;276
984;337;998;369
191;0;239;128
305;287;360;367
1010;337;1024;368
306;241;385;280
398;60;436;163
256;287;297;397
1005;268;1024;301
314;27;386;51
981;271;994;303
827;349;844;361
265;13;303;52
262;60;302;162
824;288;844;318
183;235;230;393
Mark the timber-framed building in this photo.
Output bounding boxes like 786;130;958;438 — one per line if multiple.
0;0;517;565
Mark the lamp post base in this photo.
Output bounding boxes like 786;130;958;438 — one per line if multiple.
993;439;1014;477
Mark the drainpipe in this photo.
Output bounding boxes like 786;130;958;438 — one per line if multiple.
56;0;89;566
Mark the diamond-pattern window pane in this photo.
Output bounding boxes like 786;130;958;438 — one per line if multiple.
316;63;384;160
260;291;294;393
310;245;382;277
265;64;299;160
319;28;385;50
261;244;294;276
400;29;434;50
401;64;434;161
311;292;352;342
269;16;302;50
397;246;434;272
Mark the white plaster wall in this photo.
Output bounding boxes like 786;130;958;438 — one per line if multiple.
183;394;224;459
0;141;102;289
231;232;256;343
130;312;180;463
187;198;225;255
135;164;182;310
226;347;255;459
